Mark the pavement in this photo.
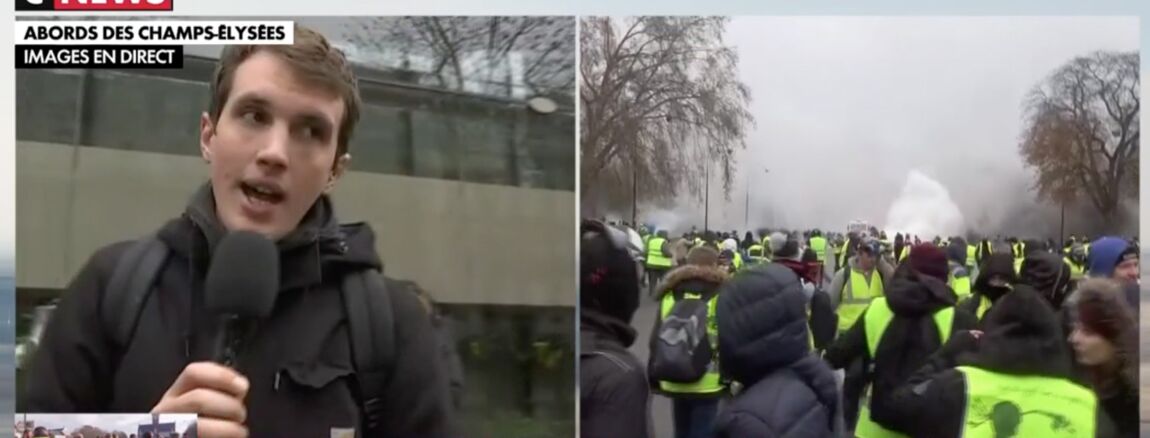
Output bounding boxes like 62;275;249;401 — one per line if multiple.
630;295;674;438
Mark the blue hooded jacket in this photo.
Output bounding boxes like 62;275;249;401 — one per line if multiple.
1087;236;1131;278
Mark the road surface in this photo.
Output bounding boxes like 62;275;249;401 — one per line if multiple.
630;295;675;438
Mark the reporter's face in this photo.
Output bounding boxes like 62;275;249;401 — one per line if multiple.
200;51;349;240
1069;324;1116;366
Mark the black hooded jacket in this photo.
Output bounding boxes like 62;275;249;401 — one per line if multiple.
713;264;840;438
580;309;651;438
823;265;977;432
883;286;1116;438
23;184;454;437
958;253;1016;319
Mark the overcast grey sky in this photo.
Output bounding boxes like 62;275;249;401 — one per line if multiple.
658;16;1139;236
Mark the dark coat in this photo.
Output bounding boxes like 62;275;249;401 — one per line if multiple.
22;185;454;438
713;264;840;438
823;265;977;432
580;309;652;438
884;285;1118;438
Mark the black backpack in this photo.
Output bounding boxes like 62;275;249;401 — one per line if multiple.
101;236;396;435
648;290;715;383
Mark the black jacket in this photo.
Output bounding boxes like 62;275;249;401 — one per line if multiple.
957;253;1016;319
713;264;840;438
580;309;651;438
884;285;1117;438
23;184;454;437
823;266;977;432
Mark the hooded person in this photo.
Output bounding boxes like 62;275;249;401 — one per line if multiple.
882;284;1113;438
649;245;728;438
1069;279;1138;437
770;232;838;353
1087;236;1139;288
579;219;652;438
712;263;843;438
958;253;1017;321
945;238;973;299
824;243;977;437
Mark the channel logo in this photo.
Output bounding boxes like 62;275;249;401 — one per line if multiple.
16;0;173;11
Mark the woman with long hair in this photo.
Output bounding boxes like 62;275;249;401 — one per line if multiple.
1069;278;1138;437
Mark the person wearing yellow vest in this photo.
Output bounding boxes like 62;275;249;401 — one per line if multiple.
882;286;1105;438
965;242;979;271
808;230;829;264
649;245;728;438
824;243;977;438
644;230;674;296
713;263;843;437
957;253;1016;321
945;239;973;300
1064;243;1087;282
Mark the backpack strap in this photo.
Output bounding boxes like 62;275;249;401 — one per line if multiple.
340;268;397;434
102;236;170;350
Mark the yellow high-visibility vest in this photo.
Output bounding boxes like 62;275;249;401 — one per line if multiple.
956;366;1096;437
837;268;883;333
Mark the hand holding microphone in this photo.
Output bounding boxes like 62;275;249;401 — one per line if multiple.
152;231;279;438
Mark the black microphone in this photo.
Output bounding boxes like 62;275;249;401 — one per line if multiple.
203;230;279;366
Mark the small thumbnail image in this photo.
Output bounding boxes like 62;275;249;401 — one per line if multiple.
14;414;197;438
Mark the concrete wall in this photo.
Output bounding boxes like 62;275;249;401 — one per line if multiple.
17;141;575;306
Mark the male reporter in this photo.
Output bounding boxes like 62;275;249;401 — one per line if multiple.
22;25;454;438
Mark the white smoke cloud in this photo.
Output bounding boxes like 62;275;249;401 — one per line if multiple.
884;170;966;238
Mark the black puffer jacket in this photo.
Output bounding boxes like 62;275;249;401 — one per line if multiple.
824;265;977;432
713;264;840;438
884;285;1117;437
23;184;454;437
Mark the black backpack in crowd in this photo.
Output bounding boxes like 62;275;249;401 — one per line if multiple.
648;290;716;383
101;235;397;435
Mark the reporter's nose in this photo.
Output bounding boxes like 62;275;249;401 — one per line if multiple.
255;124;290;171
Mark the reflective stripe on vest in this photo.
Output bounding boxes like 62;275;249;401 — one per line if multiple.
949;265;972;299
857;298;954;438
838;269;883;333
1013;257;1023;275
657;292;722;394
810;236;828;262
646;237;673;268
1064;257;1085;280
956;366;1096;438
975;295;992;320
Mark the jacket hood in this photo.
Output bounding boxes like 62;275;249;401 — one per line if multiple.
1018;252;1072;308
884;264;956;317
656;264;727;296
1088;237;1131;278
973;253;1017;299
960;285;1073;378
945;239;967;264
717;264;810;385
158;183;383;291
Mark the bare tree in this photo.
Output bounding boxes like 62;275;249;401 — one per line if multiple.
580;17;754;216
345;17;574;99
1019;51;1139;229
